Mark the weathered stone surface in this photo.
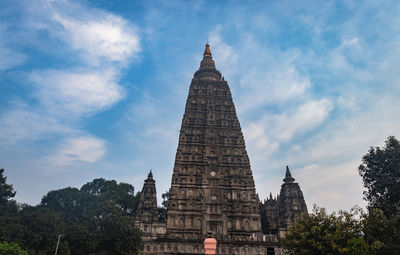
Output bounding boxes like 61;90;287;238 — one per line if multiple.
166;43;262;241
278;166;308;229
137;44;308;254
260;166;308;236
135;171;166;241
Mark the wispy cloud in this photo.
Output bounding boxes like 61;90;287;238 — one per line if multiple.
205;1;400;211
0;0;141;169
244;99;333;156
0;24;27;71
51;9;140;65
0;102;72;144
45;135;106;168
0;47;26;71
30;69;124;116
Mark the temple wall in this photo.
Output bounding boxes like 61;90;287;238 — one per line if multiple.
142;239;286;255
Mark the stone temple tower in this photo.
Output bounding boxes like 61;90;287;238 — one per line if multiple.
137;171;158;224
278;166;308;229
136;171;166;240
166;43;262;241
260;166;307;236
139;43;308;254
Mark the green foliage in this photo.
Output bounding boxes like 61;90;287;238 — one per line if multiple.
359;136;400;213
363;207;400;254
282;205;371;255
161;190;169;209
0;241;28;255
282;136;400;255
18;206;69;255
0;169;16;205
359;136;400;254
98;215;142;254
81;178;138;215
0;175;141;255
157;190;169;223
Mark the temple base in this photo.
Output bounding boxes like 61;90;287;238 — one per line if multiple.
141;237;286;255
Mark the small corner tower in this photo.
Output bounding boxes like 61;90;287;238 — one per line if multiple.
278;166;308;229
136;170;159;224
136;170;167;241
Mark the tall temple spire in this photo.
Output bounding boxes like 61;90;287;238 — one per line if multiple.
283;165;295;183
194;43;221;81
204;42;212;57
166;41;262;241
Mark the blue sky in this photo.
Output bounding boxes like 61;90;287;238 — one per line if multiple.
1;0;399;212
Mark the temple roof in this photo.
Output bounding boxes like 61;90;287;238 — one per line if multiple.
194;43;222;81
283;165;295;183
204;42;212;57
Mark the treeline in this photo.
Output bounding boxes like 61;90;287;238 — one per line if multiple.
283;136;400;255
0;174;142;255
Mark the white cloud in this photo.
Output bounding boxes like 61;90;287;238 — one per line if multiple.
52;12;140;65
30;69;124;116
204;2;400;212
209;27;239;78
244;99;333;157
239;67;312;113
274;99;333;141
0;47;26;71
297;162;366;212
0;0;141;170
208;27;312;113
46;135;106;168
0;105;71;144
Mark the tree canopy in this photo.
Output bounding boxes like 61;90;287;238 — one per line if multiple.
359;136;400;213
283;136;400;255
0;168;16;205
0;170;142;255
0;241;28;255
358;136;400;254
282;206;370;255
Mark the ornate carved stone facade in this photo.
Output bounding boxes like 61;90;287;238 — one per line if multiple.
166;43;262;242
260;166;308;237
135;171;166;241
137;44;307;254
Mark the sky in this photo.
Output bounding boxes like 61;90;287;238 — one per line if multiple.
1;0;400;212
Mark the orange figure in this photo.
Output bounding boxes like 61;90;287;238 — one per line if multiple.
204;237;217;255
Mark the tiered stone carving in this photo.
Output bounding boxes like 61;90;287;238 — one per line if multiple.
278;166;308;229
166;43;262;241
136;171;166;240
260;166;308;236
136;44;308;254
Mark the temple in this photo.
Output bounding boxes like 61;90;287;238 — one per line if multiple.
134;43;307;254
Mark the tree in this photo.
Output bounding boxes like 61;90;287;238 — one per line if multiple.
41;187;85;220
98;215;142;254
359;136;400;213
359;136;400;254
0;176;141;255
80;178;139;216
363;207;400;255
282;205;371;255
0;169;16;205
39;178;142;254
0;241;28;255
157;190;169;223
17;206;70;255
161;190;169;209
